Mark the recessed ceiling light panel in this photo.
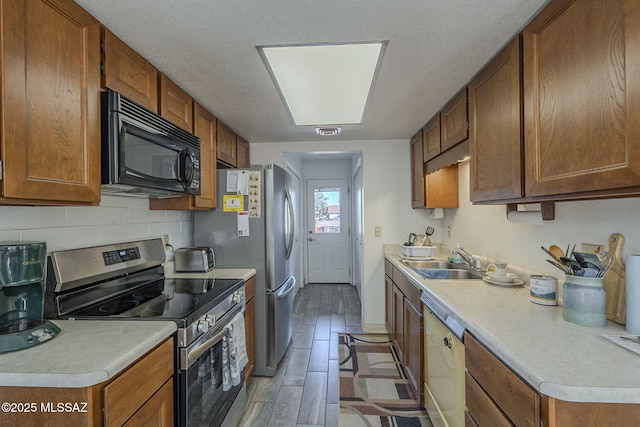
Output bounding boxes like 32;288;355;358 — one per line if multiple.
259;42;386;126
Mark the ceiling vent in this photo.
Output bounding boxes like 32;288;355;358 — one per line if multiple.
315;127;342;136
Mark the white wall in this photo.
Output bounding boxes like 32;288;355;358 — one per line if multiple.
251;140;443;331
0;195;193;252
442;161;640;276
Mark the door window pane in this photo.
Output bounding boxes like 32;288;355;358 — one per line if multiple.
314;188;341;234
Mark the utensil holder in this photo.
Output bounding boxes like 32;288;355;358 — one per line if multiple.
563;274;606;327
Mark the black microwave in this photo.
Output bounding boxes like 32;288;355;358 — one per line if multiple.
101;90;201;197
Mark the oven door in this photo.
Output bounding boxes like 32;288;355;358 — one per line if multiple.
178;305;246;427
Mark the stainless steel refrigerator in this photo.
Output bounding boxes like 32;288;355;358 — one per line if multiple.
193;164;295;376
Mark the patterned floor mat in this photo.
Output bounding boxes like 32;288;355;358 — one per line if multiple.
338;333;432;427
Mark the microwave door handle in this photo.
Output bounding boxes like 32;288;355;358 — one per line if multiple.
178;151;195;184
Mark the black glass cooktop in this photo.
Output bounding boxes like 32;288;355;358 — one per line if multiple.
66;277;243;327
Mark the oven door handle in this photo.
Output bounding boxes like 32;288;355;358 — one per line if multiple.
186;326;229;369
181;304;245;370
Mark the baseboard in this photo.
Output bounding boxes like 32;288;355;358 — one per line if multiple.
363;323;388;334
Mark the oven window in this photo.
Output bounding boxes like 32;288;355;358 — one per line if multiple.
184;339;244;427
121;124;179;180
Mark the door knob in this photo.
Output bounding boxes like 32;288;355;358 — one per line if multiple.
308;238;315;241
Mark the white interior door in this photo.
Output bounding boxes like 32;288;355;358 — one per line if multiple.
306;178;351;283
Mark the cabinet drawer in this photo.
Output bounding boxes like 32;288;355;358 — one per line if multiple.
465;371;511;427
465;332;539;427
385;259;393;278
104;338;174;427
393;269;421;308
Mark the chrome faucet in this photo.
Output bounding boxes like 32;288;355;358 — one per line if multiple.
456;246;483;271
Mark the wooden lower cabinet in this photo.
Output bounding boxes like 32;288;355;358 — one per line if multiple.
465;332;539;427
245;276;256;382
123;379;173;427
403;298;423;402
385;261;424;404
0;338;174;427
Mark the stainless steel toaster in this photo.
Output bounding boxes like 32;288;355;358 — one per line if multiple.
174;247;215;272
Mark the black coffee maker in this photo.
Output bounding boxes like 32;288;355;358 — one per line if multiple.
0;241;60;353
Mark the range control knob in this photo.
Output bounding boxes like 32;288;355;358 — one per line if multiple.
197;319;209;333
232;290;245;304
204;314;216;328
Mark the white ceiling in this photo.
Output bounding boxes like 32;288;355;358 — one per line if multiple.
76;0;550;144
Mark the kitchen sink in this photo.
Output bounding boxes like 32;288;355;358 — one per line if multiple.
401;259;484;280
401;260;454;269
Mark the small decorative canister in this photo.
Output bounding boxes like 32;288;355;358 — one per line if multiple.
563;274;606;327
530;275;558;305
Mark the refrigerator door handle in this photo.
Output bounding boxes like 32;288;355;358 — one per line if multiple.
284;187;295;261
276;276;296;300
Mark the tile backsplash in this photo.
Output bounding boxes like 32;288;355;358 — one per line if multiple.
0;195;193;252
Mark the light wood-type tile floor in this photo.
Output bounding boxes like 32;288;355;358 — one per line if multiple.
238;283;363;427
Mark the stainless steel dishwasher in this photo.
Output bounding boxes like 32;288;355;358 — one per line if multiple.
421;292;466;427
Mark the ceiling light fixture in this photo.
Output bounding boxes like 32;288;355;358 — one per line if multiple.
315;127;342;136
258;42;386;127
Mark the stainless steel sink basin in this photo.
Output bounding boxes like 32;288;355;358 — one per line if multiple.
401;260;453;269
401;259;483;280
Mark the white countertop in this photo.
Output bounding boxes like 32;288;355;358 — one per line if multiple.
0;320;176;388
163;262;256;281
385;246;640;404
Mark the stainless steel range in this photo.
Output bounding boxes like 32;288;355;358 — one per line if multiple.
44;238;246;427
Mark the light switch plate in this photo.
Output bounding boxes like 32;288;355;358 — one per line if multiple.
374;226;382;237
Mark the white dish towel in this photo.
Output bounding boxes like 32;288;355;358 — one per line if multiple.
227;311;249;386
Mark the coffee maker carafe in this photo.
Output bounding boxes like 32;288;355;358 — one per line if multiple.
0;242;59;353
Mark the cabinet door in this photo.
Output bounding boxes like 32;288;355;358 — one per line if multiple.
192;103;217;208
469;37;523;202
410;131;425;208
102;29;158;112
392;284;404;362
441;88;468;152
236;136;250;168
403;299;423;404
523;0;640;197
123;379;174;427
159;74;193;132
426;164;459;208
385;274;393;334
423;113;441;162
217;121;237;167
1;0;101;204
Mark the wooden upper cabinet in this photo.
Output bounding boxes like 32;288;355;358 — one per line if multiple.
523;0;640;197
159;74;193;132
441;88;468;152
236;136;250;168
217;121;237;167
101;29;158;112
410;131;425;208
423;113;441;162
426;164;458;208
0;0;101;205
149;102;217;211
469;37;523;203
